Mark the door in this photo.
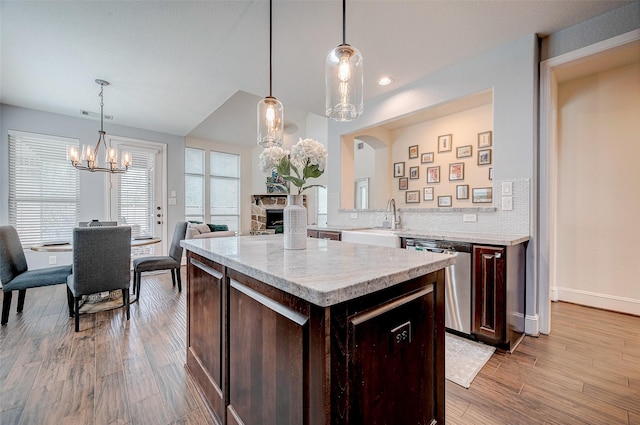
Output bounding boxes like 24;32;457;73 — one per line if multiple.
108;136;167;257
472;245;505;345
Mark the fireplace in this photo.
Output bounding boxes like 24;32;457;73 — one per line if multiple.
266;209;284;229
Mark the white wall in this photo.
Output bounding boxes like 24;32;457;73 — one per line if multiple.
0;104;185;268
555;61;640;314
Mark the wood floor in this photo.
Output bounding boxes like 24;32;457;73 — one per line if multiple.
1;269;639;425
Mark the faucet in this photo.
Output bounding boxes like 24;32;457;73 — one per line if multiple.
386;198;401;230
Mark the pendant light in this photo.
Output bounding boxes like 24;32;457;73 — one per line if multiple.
257;0;284;148
67;79;131;173
325;0;363;122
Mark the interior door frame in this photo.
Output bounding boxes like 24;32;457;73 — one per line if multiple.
105;135;168;255
538;29;639;335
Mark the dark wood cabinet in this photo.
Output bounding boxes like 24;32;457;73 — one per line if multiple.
307;229;341;240
472;243;526;351
185;251;445;425
472;245;505;346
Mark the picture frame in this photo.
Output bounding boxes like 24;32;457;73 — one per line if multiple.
449;162;464;181
421;152;434;164
399;177;408;190
489;167;493;180
478;149;492;165
406;190;420;204
456;145;472;158
472;187;493;203
437;134;452;153
438;196;452;207
408;145;419;159
409;166;419;180
393;162;405;177
423;187;434;201
456;184;469;200
426;166;440;184
478;131;492;148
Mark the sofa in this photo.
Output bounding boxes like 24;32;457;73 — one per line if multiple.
186;223;236;240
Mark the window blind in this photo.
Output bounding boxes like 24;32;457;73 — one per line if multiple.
210;151;240;231
185;147;205;222
115;148;156;236
8;130;80;246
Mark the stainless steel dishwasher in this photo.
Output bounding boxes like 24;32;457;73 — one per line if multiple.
406;239;472;335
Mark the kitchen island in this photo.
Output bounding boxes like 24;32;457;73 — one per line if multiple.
181;235;454;425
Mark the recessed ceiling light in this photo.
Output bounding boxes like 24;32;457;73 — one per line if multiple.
378;77;393;86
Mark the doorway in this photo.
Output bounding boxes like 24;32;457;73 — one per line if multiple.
108;136;167;257
539;30;640;333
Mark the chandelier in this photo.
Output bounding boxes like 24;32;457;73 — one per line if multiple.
68;79;131;173
257;0;284;148
326;0;363;122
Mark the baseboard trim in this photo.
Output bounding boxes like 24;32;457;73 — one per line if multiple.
553;287;640;316
525;314;539;336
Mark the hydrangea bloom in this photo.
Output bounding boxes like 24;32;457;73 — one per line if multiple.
290;138;328;172
259;146;289;175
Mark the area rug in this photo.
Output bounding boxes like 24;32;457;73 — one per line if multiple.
78;289;137;314
445;333;495;388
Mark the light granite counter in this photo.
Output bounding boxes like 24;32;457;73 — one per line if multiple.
394;230;529;246
181;234;454;307
306;224;369;232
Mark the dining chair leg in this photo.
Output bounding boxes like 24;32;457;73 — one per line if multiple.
17;289;26;313
171;269;176;287
1;291;12;325
66;287;74;317
74;297;80;332
135;272;142;300
123;288;130;320
176;268;182;292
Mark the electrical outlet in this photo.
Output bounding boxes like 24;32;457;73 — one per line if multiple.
350;212;358;219
463;214;477;222
48;256;57;265
168;198;177;205
502;196;513;211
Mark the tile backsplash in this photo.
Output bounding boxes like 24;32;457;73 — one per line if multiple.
333;179;530;236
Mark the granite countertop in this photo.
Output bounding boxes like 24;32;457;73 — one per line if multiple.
394;230;529;246
307;224;370;232
181;235;454;307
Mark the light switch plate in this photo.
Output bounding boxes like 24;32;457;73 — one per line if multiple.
350;212;358;219
168;198;177;205
502;196;513;211
502;181;513;195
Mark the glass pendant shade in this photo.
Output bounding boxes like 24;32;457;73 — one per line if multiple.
257;96;284;148
326;44;363;122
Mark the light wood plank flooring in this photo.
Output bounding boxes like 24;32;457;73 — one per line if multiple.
1;269;639;424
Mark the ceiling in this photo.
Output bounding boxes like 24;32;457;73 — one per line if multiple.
0;1;632;147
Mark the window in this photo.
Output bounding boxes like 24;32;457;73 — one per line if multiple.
210;151;240;231
185;147;205;223
317;186;328;226
8;130;79;246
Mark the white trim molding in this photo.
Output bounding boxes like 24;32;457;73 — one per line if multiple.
553;287;640;317
524;314;539;336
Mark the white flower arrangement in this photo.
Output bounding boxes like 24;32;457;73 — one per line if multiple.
259;138;328;194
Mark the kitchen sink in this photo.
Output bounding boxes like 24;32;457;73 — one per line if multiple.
341;228;401;248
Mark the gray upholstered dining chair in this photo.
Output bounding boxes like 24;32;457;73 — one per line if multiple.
66;226;132;332
132;221;187;300
0;225;72;325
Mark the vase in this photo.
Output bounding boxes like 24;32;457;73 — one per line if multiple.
284;194;307;250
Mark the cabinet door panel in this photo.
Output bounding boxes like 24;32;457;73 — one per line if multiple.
187;256;224;422
348;286;436;424
472;246;505;344
228;279;308;425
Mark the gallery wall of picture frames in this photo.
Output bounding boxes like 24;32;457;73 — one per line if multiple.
394;130;493;207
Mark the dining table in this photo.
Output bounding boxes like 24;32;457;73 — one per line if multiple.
30;237;162;252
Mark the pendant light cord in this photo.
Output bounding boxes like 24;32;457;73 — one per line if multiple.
342;0;346;45
99;84;104;132
269;0;273;97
